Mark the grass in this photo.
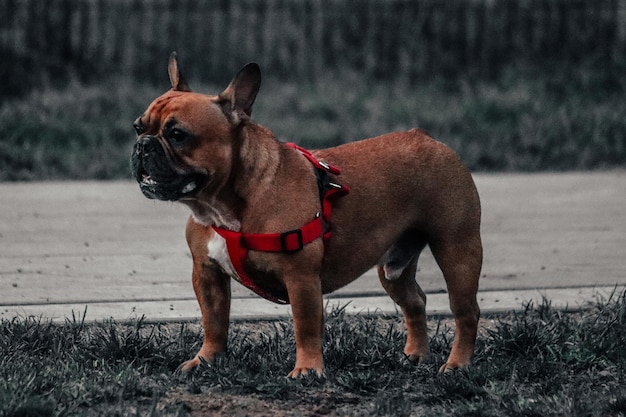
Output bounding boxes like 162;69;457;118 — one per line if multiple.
1;60;625;180
1;290;625;417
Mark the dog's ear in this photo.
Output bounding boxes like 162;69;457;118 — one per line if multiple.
168;52;191;92
218;63;261;123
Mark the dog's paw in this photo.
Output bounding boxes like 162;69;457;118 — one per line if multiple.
177;356;203;373
287;366;325;379
405;352;430;365
438;361;468;373
404;345;430;365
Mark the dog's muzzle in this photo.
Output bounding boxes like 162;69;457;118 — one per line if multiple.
131;136;206;201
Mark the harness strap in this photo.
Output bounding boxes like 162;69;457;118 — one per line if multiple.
286;143;342;175
214;226;292;304
286;143;350;234
212;143;349;305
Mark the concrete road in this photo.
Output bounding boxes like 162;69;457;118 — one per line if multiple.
0;171;624;321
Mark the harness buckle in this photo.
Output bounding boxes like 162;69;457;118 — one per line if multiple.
280;229;304;253
318;161;331;171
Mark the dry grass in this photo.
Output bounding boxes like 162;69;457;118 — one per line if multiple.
1;290;625;416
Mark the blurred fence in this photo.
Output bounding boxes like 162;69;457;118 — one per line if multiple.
1;0;626;95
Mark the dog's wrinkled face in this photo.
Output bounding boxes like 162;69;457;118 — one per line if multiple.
131;91;231;201
131;53;261;202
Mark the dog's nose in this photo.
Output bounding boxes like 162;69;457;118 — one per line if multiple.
135;136;156;155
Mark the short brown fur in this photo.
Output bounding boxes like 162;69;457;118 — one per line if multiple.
131;55;482;377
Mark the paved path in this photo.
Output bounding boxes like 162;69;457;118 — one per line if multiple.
1;172;625;322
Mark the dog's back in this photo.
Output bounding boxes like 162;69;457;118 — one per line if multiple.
314;128;481;293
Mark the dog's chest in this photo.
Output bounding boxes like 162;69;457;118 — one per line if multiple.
207;232;239;280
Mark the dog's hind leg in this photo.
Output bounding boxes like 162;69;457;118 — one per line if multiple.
378;234;430;363
429;232;482;372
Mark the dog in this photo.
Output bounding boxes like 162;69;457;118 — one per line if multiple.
131;53;482;377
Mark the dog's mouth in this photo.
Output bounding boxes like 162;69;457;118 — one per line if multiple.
131;138;207;201
140;174;200;196
140;173;157;186
136;167;206;201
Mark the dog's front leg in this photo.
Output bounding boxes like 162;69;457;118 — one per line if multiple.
179;219;231;372
285;276;325;378
180;260;231;372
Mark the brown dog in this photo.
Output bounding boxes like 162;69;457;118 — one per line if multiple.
131;53;482;377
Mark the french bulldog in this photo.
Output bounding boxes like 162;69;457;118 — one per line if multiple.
131;53;482;377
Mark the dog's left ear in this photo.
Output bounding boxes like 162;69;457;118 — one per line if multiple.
168;52;191;92
218;63;261;123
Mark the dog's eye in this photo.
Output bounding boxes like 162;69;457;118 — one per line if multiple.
168;128;189;145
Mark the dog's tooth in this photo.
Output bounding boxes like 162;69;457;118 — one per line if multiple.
141;174;157;186
182;181;196;193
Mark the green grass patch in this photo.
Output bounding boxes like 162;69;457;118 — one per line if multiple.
0;80;159;181
1;61;625;180
1;290;625;416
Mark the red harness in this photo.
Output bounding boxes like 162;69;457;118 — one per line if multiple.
212;143;350;304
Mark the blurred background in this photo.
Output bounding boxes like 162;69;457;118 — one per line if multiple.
1;0;625;180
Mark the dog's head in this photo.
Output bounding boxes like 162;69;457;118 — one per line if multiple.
131;53;261;201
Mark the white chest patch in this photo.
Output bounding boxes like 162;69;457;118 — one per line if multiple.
207;231;240;281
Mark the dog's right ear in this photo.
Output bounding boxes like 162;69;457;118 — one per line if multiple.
218;63;261;124
168;52;191;92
